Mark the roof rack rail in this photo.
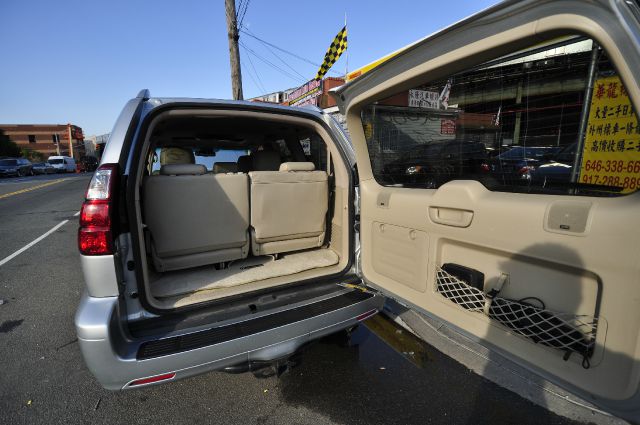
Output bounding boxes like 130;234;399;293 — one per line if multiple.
136;89;151;100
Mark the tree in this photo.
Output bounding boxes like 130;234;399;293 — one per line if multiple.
20;148;45;162
0;129;21;157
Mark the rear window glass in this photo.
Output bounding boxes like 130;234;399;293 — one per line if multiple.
48;159;64;164
362;37;640;196
149;148;248;173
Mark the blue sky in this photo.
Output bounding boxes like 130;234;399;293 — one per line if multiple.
0;0;498;136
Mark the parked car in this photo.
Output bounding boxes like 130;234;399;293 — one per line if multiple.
488;146;561;185
76;1;640;423
32;162;57;175
0;158;32;177
75;89;384;392
47;155;76;173
382;140;490;188
528;143;577;186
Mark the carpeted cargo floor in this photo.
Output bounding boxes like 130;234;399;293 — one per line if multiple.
151;248;339;299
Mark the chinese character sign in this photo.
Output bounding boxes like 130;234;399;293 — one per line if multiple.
580;75;640;193
409;90;440;109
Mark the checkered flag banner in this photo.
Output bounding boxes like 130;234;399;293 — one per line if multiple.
315;26;347;81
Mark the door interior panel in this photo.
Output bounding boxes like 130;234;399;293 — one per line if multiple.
360;178;640;400
338;5;640;414
371;222;429;292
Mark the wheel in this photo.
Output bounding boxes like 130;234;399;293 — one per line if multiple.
17;169;23;177
30;169;34;176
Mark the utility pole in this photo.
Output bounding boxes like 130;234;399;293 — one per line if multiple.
67;123;74;158
225;0;243;100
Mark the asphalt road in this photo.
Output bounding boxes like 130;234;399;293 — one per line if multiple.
0;174;584;425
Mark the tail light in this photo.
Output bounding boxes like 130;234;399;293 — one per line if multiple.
518;165;536;175
78;164;118;255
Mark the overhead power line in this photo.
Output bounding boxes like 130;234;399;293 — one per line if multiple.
239;40;307;85
237;0;250;30
240;29;341;76
242;52;267;94
255;38;309;81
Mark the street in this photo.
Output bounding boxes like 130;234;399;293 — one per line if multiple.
0;174;583;425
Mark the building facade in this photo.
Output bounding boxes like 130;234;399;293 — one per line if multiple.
248;77;346;110
0;124;85;159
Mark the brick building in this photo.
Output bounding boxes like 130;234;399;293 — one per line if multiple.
0;124;86;159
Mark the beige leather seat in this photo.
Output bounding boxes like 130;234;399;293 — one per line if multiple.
249;161;328;256
143;163;250;272
160;147;195;165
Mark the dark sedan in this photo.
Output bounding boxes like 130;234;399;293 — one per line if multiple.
528;143;577;185
489;146;560;185
382;140;490;188
0;158;33;177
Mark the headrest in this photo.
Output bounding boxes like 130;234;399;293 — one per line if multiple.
160;164;207;176
252;150;281;171
237;155;252;173
159;147;195;165
279;162;315;172
213;162;238;173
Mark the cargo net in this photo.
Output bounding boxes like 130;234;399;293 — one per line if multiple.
435;266;598;368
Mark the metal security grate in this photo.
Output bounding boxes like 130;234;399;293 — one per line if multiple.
435;266;598;364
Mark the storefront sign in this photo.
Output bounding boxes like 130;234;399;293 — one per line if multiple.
440;119;456;135
408;90;439;109
288;79;323;107
580;75;640;193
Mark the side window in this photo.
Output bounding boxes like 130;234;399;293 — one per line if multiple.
150;148;162;174
362;37;640;196
273;139;294;162
301;134;327;171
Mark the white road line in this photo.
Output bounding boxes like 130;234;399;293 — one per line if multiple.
74;211;80;216
0;219;70;267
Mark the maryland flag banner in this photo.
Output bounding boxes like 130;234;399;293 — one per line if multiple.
315;26;347;81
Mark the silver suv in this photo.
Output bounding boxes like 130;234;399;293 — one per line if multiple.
75;95;383;389
77;1;640;422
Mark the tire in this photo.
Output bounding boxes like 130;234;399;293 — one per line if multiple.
17;170;23;177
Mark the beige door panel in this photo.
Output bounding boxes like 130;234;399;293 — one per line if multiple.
360;178;640;400
371;222;429;292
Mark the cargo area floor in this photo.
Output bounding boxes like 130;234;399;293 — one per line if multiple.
151;248;340;300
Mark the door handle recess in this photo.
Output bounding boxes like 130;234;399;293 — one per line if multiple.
428;207;473;228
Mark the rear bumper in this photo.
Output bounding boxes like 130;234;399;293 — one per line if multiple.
75;288;382;390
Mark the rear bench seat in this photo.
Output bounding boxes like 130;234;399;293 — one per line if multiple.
143;163;250;272
249;161;328;256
